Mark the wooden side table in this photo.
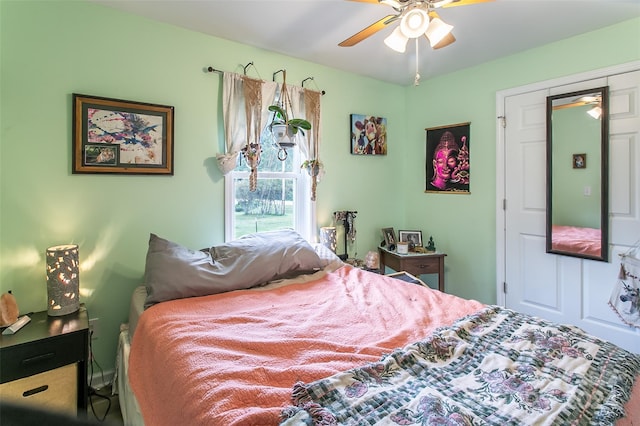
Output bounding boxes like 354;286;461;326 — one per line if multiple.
0;305;89;416
378;247;447;292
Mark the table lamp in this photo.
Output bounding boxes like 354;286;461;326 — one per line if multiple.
320;227;337;253
46;244;80;316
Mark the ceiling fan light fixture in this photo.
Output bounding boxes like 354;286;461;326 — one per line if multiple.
399;8;430;38
587;106;602;119
431;31;456;49
384;26;409;52
425;15;454;47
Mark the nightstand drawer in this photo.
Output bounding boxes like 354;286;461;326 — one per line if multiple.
378;248;447;293
402;258;440;274
0;333;84;383
0;363;77;415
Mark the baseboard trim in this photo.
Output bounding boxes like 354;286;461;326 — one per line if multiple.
89;368;115;391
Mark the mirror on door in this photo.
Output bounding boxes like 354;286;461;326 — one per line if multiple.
546;86;609;261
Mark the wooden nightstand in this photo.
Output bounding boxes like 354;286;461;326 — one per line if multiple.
0;305;89;416
378;247;447;292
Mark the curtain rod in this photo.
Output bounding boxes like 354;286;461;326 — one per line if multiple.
206;66;325;95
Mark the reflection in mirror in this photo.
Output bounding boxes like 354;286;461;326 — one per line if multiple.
546;86;609;261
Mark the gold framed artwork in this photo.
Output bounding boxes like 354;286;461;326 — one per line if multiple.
425;122;470;193
72;94;174;175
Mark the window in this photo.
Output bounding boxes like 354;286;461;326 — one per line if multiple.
225;132;315;242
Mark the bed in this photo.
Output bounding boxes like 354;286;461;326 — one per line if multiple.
551;225;602;257
117;230;639;425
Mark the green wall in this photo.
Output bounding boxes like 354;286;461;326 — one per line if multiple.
1;0;639;374
551;106;601;228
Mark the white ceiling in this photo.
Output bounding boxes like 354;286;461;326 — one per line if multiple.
91;0;640;86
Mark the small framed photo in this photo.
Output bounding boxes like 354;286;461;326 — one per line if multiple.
350;114;387;155
73;93;174;174
573;153;586;169
84;144;119;166
381;227;396;247
398;230;423;247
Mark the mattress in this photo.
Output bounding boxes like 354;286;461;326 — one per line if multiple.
115;327;144;426
127;285;147;339
115;283;148;426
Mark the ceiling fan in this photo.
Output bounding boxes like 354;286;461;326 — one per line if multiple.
339;0;494;51
553;94;603;119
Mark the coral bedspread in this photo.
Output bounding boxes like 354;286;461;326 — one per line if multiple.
128;265;484;425
129;265;639;425
551;225;601;257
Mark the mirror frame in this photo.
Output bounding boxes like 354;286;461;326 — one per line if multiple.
545;86;609;261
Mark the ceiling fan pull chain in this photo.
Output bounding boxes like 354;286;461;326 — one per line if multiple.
414;38;421;86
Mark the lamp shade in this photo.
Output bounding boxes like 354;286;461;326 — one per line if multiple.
320;227;337;253
46;244;80;316
431;32;456;49
399;8;430;39
587;105;602;119
384;26;409;53
425;15;454;47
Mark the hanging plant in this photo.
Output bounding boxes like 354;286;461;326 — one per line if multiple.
268;70;312;161
268;104;312;137
301;159;324;201
242;142;261;192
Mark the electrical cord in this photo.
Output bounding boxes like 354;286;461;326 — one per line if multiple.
87;327;112;422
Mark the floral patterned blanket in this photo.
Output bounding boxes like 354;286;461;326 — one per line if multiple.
281;306;640;425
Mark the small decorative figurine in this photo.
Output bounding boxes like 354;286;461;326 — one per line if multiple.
365;251;379;269
426;236;436;253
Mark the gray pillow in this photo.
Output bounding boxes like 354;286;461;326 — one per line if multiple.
143;230;323;308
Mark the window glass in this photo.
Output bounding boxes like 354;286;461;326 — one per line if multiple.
225;130;314;241
232;176;296;237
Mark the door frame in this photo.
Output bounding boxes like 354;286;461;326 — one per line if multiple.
495;61;640;307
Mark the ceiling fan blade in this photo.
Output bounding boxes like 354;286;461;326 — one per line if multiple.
428;32;456;49
339;14;398;47
553;101;590;110
439;0;494;8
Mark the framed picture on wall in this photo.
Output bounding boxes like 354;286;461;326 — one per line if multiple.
425;122;470;193
573;153;586;169
72;94;174;174
350;114;387;155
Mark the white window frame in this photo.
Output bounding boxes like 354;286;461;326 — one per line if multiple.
224;148;316;242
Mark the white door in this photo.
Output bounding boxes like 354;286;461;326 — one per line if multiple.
501;68;640;353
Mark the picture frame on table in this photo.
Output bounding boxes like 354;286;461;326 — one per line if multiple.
381;227;396;247
398;230;423;247
72;93;174;175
